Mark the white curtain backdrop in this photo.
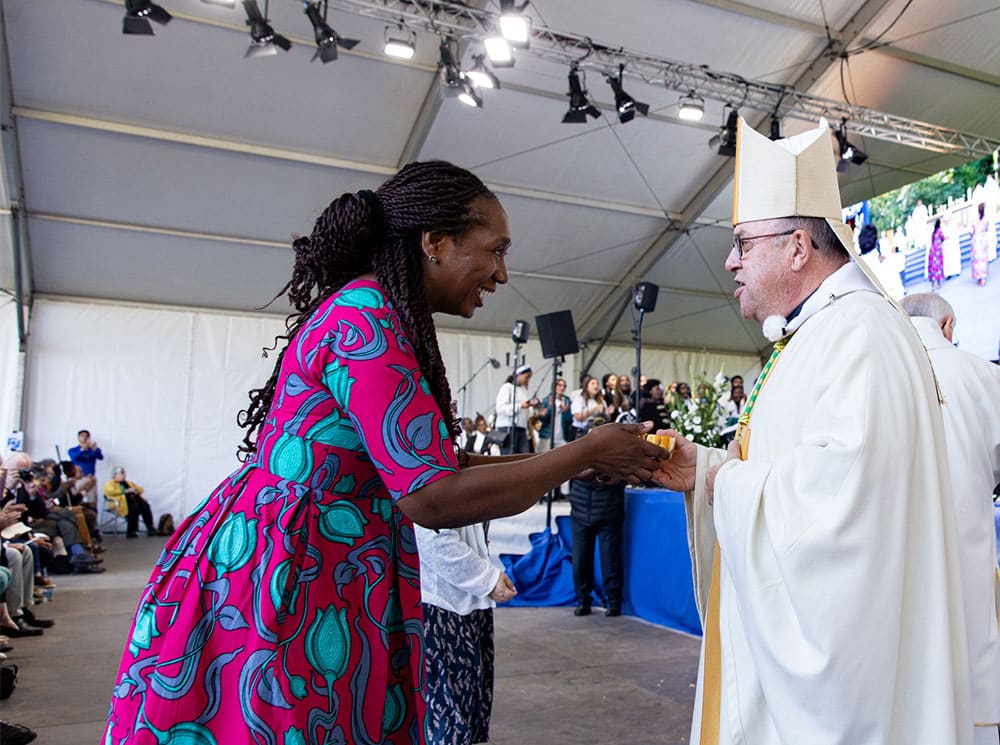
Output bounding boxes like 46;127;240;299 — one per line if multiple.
0;298;24;446
15;296;759;522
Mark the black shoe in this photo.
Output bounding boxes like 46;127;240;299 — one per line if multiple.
573;603;591;617
19;608;53;629
73;564;106;574
605;606;622;617
69;554;102;566
1;720;38;745
0;618;43;637
146;530;160;537
126;532;138;538
0;644;13;653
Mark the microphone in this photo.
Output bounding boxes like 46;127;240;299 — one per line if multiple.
488;357;501;369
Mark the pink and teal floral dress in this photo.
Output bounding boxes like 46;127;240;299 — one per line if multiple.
105;279;458;745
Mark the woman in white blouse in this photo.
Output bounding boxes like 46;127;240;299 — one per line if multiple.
571;376;609;437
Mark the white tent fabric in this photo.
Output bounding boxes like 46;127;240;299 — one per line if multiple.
8;296;759;521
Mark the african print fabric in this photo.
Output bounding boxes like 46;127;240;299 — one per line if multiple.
105;279;459;745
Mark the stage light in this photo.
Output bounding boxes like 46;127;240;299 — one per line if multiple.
606;66;647;124
456;81;484;108
484;34;514;67
243;0;291;57
304;1;359;63
384;27;416;59
438;38;463;87
835;118;868;170
123;0;172;35
677;93;704;121
769;115;781;140
562;65;600;123
499;0;531;47
708;109;739;156
465;55;501;90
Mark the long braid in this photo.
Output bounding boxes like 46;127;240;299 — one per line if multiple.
238;160;494;458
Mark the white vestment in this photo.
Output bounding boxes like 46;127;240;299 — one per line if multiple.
684;263;972;745
912;316;1000;742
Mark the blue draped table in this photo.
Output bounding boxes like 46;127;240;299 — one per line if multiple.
500;487;702;636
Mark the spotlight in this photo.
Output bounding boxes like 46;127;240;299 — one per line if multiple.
455;81;484;108
243;0;291;57
835;119;868;170
304;1;359;63
708;109;739;157
438;38;463;87
677;93;704;122
465;54;501;90
484;34;514;67
384;26;416;59
562;65;600;124
606;65;648;124
499;0;531;47
123;0;172;35
769;116;781;140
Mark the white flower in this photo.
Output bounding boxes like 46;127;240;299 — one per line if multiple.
693;416;701;424
670;410;679;420
693;425;703;433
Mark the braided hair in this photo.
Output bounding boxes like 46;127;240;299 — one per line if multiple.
237;160;497;458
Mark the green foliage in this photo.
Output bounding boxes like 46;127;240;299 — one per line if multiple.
868;155;994;231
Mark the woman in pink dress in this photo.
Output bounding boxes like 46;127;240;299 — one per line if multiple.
928;218;945;290
104;161;669;745
970;202;991;285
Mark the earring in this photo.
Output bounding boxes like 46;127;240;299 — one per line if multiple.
428;256;439;264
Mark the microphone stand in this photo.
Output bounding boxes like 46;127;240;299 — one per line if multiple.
507;341;523;454
631;305;646;424
544;356;564;530
456;358;497;419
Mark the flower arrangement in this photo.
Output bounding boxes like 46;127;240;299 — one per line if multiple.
663;370;728;448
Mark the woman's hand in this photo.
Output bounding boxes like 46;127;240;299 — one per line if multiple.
648;429;697;492
582;422;671;485
489;572;517;603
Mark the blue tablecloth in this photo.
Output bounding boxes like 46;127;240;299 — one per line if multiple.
500;488;702;636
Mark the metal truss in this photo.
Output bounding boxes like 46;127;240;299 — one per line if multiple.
326;0;1000;158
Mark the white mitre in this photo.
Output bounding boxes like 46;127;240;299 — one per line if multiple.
732;117;890;300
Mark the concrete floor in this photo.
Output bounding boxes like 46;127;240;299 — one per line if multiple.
1;534;699;744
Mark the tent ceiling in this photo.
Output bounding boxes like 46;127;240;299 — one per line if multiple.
2;0;998;358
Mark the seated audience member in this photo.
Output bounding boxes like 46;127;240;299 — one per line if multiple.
51;462;101;547
16;471;101;571
723;384;747;423
456;418;476;451
104;467;158;538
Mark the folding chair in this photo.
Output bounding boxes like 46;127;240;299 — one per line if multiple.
101;494;128;536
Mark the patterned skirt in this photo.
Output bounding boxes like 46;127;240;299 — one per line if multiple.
422;604;495;745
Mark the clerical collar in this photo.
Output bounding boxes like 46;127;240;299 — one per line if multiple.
761;262;877;342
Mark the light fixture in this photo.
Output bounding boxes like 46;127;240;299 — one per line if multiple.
465;54;501;90
769;115;781;140
438;37;463;87
383;26;416;59
562;65;600;123
606;65;648;124
708;109;739;157
499;0;531;47
835;118;868;170
456;81;484;108
677;93;704;121
123;0;172;35
200;0;236;6
484;34;514;67
304;1;359;63
243;0;291;57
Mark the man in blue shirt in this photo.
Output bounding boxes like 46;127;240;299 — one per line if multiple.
68;429;103;476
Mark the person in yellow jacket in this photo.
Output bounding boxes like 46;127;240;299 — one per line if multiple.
103;467;158;538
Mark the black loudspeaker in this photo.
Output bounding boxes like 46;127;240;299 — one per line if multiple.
512;320;530;344
633;281;659;312
535;310;579;359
